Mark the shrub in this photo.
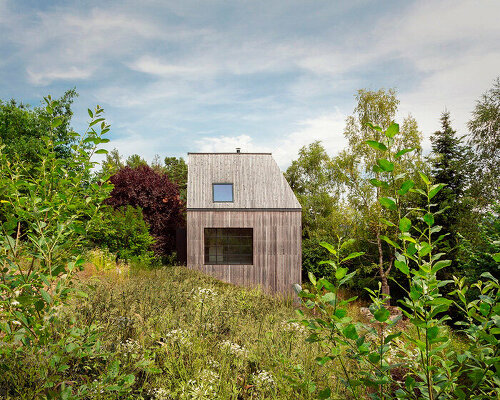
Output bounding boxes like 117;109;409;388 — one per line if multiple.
296;122;500;399
0;97;135;398
107;165;185;257
88;204;155;262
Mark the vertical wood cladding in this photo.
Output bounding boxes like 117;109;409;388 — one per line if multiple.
188;153;301;209
187;210;302;294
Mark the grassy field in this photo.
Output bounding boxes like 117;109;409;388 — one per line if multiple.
2;262;470;399
70;266;332;399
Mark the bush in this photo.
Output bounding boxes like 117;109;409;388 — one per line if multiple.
107;165;185;257
89;205;155;263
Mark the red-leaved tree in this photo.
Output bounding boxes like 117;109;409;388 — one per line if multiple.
107;165;185;256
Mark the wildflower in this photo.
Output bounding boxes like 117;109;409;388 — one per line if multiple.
11;300;20;306
192;287;218;304
220;340;248;358
163;329;191;346
149;387;171;400
119;338;141;353
254;370;275;388
281;321;307;335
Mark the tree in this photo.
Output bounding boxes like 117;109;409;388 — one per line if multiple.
88;205;155;262
126;153;147;168
0;89;78;166
107;165;185;256
430;111;470;248
163;156;188;201
341;88;423;298
100;148;124;177
467;77;500;204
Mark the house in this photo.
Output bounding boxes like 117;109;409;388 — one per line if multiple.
186;150;302;294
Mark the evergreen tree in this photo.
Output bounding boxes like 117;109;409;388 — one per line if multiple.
430;111;471;264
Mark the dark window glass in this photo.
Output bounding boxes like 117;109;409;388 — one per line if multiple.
204;228;253;265
213;183;233;202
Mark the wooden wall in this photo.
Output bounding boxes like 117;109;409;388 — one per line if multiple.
187;210;302;294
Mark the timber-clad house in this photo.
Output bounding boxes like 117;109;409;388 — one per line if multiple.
186;151;302;294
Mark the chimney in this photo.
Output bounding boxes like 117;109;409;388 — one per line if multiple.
236;148;241;153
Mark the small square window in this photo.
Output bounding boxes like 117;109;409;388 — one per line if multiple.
213;183;233;202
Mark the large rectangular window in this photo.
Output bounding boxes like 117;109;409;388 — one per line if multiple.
204;228;253;265
213;183;233;202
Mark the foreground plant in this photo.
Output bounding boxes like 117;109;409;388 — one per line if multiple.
0;97;136;398
297;122;500;399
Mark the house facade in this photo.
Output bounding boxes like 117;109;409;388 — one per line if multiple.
186;151;302;294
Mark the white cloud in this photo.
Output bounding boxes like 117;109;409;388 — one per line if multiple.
194;110;347;169
27;66;94;86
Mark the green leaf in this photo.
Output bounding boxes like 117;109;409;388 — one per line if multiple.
380;218;396;227
423;213;434;226
343;324;358;340
399;217;411;232
381;235;401;249
379;197;397;210
395;260;409;275
368;352;381;364
341;252;364;262
419;172;431;185
369;178;389;189
366;122;382;132
374;307;390;322
95;149;108;155
418;242;432;257
427;326;439;340
395;148;414;159
88;109;93;118
429;183;445;199
318;387;331;399
308;271;317;286
385;122;399;138
320;242;337;255
431;260;451;274
51;117;63;128
492;253;500;263
384;332;402;344
365;140;387;151
316;356;333;366
335;267;348;280
377;158;394;172
398;179;414;195
40;289;52;304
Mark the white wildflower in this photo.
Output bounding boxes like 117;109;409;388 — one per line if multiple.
193;287;218;304
149;387;171;400
11;300;20;306
220;340;248;358
119;338;141;353
254;370;275;388
281;321;307;335
164;329;191;346
12;320;21;326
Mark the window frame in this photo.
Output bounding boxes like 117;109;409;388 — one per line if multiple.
204;228;253;265
212;183;234;203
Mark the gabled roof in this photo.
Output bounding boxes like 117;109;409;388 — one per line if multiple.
187;152;301;209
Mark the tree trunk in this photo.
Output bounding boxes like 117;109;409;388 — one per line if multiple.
376;224;390;305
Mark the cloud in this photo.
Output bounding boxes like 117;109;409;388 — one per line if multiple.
27;66;94;86
194;110;347;169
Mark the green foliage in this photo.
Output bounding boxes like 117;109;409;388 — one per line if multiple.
88;205;156;263
0;96;135;398
458;203;500;283
467;77;500;203
163;156;188;201
296;120;500;399
0;89;78;167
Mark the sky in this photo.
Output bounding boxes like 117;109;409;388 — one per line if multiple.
0;0;499;169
